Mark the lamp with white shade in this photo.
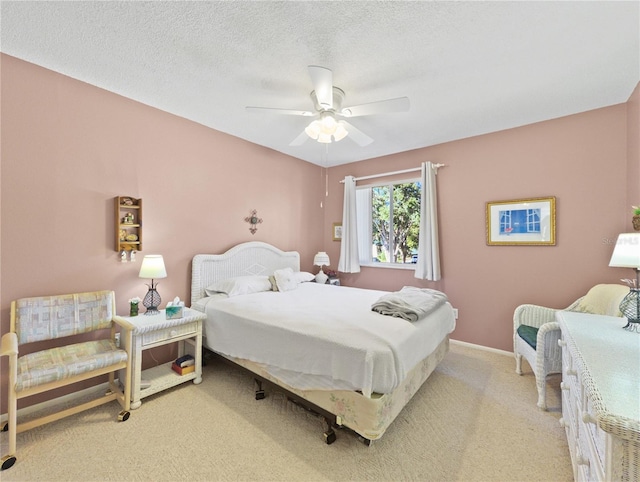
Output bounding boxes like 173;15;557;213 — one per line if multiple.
609;233;640;331
139;254;167;315
313;252;330;284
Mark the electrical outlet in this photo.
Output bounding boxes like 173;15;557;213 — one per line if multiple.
452;308;459;319
114;332;121;348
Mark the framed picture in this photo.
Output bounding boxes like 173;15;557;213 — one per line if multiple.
332;222;342;241
486;197;556;246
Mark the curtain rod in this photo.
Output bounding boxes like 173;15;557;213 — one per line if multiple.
340;163;445;183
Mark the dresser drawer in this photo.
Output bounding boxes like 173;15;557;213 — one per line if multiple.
142;322;198;346
561;388;578;438
576;421;597;482
583;395;606;471
562;345;583;406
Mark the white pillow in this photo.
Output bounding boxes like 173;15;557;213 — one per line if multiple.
295;271;315;283
205;276;271;297
273;268;298;292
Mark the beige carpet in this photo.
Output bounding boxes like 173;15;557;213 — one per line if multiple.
1;343;572;481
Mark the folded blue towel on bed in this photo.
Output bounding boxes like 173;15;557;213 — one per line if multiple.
371;286;448;322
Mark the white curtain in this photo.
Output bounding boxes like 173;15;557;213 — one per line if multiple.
414;162;441;280
338;176;361;273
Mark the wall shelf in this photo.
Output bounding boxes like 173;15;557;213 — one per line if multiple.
115;196;142;252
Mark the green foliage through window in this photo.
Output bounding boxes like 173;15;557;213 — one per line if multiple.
369;181;421;264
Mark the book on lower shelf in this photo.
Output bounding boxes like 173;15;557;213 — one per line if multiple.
175;354;194;368
171;362;195;376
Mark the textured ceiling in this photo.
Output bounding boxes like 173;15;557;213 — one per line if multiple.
1;1;638;167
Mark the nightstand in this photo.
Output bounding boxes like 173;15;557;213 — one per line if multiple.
115;308;206;409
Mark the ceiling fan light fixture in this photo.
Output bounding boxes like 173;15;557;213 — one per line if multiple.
305;112;348;144
333;121;348;141
319;112;337;133
305;120;321;139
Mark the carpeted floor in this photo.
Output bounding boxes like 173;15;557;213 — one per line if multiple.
1;342;572;481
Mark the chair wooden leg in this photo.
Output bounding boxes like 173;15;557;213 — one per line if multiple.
1;388;18;470
515;353;523;375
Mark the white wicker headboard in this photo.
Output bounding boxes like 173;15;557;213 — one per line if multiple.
191;241;300;304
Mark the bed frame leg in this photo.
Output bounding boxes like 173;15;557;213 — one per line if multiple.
323;418;336;445
357;435;372;447
254;379;265;400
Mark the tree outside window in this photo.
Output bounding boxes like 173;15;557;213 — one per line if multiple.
368;181;421;264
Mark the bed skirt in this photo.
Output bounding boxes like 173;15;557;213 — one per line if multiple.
216;336;449;441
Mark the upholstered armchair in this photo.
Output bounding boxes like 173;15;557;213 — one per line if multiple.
513;284;628;410
1;291;132;471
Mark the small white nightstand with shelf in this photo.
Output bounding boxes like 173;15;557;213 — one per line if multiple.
115;308;206;409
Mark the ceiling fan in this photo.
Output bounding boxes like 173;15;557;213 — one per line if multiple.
246;66;410;147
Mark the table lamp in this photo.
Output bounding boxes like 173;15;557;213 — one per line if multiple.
313;252;330;284
139;254;167;315
609;233;640;331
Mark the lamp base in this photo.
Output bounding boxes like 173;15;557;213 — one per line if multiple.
619;289;640;333
315;270;328;285
143;288;161;315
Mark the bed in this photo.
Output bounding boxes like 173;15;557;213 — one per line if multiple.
190;241;456;444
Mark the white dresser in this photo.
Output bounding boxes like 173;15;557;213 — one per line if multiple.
557;311;640;481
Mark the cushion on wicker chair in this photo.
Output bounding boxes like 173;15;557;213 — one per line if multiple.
574;284;628;317
516;325;539;350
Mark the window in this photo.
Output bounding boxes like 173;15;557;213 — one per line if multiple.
356;179;421;266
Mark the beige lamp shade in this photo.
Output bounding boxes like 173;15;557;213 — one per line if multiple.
313;252;330;267
139;255;167;279
609;233;640;268
313;252;330;284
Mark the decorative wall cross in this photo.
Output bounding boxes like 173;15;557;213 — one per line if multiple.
244;209;263;235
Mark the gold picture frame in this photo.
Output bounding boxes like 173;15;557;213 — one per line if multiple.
332;222;342;241
486;197;556;246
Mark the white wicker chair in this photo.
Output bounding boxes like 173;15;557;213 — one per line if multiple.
513;284;628;410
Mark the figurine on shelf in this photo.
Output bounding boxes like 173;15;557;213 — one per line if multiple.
122;213;134;224
119;229;127;241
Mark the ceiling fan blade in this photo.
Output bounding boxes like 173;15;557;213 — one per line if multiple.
342;121;373;146
308;65;333;109
289;129;309;146
341;97;410;117
246;106;314;116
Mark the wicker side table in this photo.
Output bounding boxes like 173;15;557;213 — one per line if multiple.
115;308;206;409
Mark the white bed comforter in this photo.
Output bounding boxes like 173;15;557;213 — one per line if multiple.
196;283;455;397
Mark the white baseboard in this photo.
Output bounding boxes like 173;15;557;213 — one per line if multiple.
450;338;513;357
0;382;111;424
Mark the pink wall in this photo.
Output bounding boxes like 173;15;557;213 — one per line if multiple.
628;83;640;207
1;53;637;412
0;55;324;410
325;97;637;351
